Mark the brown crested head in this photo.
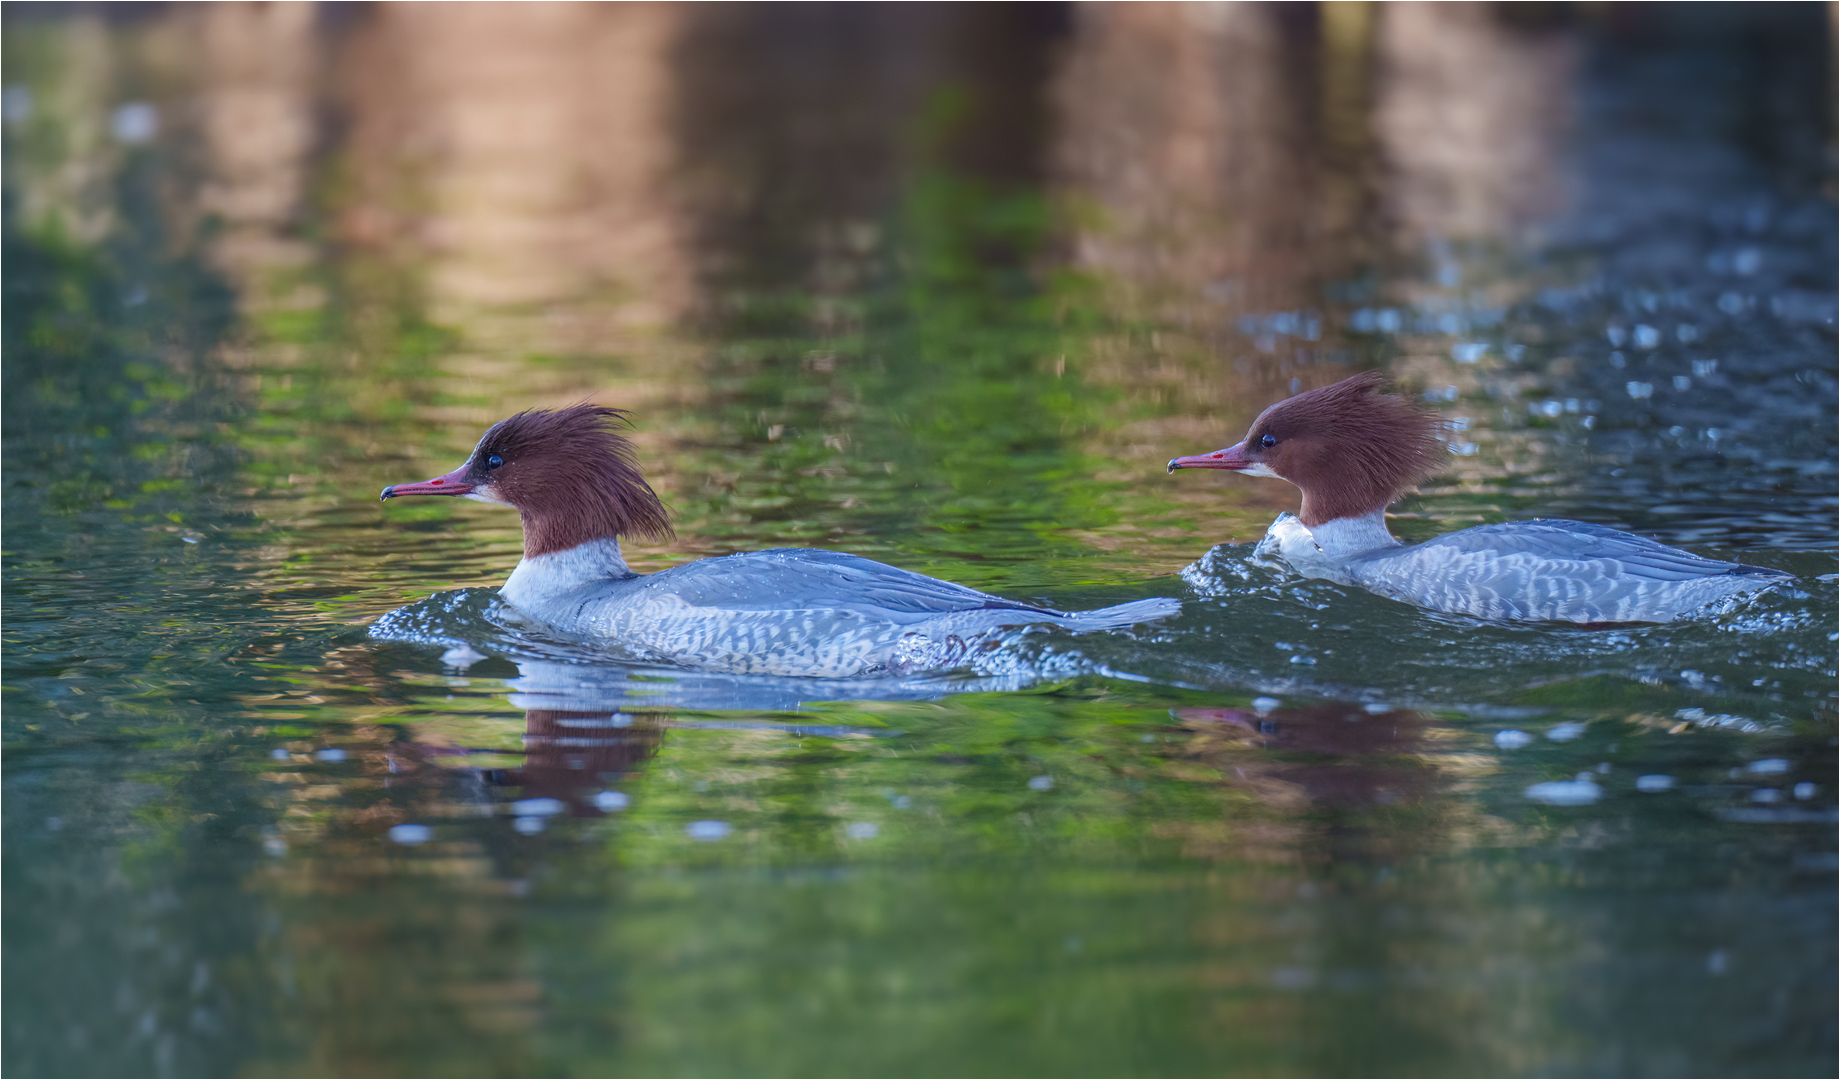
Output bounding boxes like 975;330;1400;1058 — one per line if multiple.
1244;371;1446;525
384;404;673;557
478;404;673;555
1168;371;1447;527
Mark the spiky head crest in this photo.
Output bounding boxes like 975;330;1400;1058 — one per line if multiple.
467;404;673;556
1243;371;1448;526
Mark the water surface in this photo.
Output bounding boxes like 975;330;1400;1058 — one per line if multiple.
4;5;1835;1076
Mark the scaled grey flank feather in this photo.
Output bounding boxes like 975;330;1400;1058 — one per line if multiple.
518;548;1176;678
1343;519;1790;623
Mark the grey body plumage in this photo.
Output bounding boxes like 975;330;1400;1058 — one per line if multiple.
1343;519;1790;623
502;542;1178;677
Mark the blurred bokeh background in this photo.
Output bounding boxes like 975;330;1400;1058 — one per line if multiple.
7;2;1835;572
4;3;1835;1076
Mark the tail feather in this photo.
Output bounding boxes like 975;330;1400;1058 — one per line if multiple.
1056;596;1181;629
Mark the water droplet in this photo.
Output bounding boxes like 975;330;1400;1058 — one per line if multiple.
440;645;485;670
1525;779;1601;806
686;820;731;841
388;824;433;845
2;85;32;124
110;102;158;143
511;798;566;817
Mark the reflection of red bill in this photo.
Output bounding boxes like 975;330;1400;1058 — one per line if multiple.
1171;706;1260;732
1174;702;1424;756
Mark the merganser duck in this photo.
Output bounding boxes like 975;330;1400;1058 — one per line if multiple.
380;404;1177;677
1167;371;1792;623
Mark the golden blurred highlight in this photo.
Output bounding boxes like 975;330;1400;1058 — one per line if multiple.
336;3;691;329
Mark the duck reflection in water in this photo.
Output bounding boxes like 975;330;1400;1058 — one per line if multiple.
1170;701;1436;809
479;706;660;820
427;658;1027;818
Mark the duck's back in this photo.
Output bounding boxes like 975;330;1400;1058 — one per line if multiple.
633;549;1057;619
536;548;1175;677
1345;519;1790;623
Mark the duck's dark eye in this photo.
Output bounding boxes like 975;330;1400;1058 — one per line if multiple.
1259;433;1277;449
485;454;504;470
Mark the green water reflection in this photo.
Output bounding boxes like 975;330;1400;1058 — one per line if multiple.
5;5;1835;1077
